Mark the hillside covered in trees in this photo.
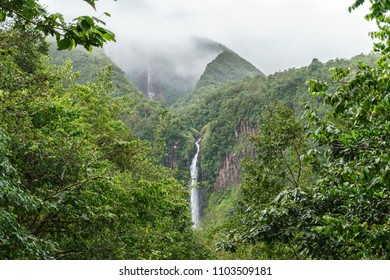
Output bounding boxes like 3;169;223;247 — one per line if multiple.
1;0;389;260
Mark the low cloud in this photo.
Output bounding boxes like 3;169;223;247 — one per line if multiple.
41;0;376;74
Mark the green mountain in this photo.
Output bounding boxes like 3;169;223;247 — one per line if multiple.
195;50;264;90
48;42;378;194
48;43;139;97
177;53;378;192
109;37;227;105
184;52;382;259
48;42;199;180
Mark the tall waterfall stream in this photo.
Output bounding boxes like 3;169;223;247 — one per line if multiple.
190;139;201;229
146;59;155;98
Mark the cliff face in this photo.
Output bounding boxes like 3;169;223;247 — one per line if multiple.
212;119;256;191
235;118;257;138
212;154;240;191
167;142;179;169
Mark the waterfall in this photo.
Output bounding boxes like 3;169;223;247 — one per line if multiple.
146;58;155;98
190;139;201;229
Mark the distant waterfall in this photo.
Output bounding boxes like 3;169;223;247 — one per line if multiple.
146;59;155;98
190;139;201;229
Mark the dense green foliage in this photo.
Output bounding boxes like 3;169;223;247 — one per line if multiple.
211;0;389;259
0;24;208;259
48;43;138;96
48;41;198;182
1;0;388;261
176;53;378;191
0;0;115;51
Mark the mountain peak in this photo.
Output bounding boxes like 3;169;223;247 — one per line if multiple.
195;50;264;90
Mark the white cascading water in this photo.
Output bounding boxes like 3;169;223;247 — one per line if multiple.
146;59;155;98
190;139;201;229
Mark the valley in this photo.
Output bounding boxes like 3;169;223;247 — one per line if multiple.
1;0;389;260
48;38;383;260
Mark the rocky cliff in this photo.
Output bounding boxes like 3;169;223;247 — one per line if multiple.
212;119;256;191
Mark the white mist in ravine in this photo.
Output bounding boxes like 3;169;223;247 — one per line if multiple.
190;139;201;229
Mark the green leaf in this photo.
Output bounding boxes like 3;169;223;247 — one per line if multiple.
84;44;93;52
100;29;116;42
0;11;6;22
83;0;96;9
57;38;72;50
79;19;91;32
92;16;106;25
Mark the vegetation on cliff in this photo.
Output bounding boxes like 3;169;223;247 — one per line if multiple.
1;0;389;260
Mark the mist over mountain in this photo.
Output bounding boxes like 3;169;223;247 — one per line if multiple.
104;37;228;105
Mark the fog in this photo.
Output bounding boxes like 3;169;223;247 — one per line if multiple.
105;36;225;83
40;0;376;75
105;36;226;104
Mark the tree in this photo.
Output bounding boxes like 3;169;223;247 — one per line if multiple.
0;23;209;259
216;102;311;259
218;0;389;259
0;0;115;51
297;0;390;259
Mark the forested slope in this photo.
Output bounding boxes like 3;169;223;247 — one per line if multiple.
177;53;379;191
48;41;198;181
188;7;389;258
49;43;138;97
0;24;208;260
195;50;264;90
1;0;388;261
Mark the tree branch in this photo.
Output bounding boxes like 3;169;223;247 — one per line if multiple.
45;175;106;201
278;150;299;188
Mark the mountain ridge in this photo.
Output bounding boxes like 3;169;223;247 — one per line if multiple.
195;50;264;90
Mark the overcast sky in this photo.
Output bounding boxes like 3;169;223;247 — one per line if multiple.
40;0;376;74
